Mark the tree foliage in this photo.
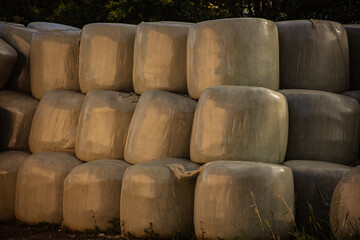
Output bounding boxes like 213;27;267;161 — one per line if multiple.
1;0;360;27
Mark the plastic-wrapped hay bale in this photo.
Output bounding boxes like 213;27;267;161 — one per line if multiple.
330;166;360;239
79;23;137;94
27;22;79;31
75;91;139;161
0;90;39;150
120;158;199;238
63;159;130;231
190;86;288;164
280;90;360;164
124;90;197;164
0;38;17;89
30;30;81;100
133;22;190;94
187;18;279;99
0;21;24;27
0;23;38;93
344;25;360;90
194;161;294;240
15;152;81;224
0;151;30;221
284;160;352;229
277;20;349;93
343;90;360;103
29;90;85;154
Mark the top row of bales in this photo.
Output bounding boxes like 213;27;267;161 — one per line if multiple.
0;18;356;100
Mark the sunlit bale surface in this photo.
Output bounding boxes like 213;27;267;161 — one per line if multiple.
27;22;79;31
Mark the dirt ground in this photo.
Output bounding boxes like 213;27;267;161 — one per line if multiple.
0;221;123;240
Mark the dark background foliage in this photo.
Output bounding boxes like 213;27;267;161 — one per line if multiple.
1;0;360;28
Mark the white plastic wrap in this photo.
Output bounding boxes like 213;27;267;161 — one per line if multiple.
15;152;82;224
133;22;190;94
330;166;360;239
29;90;85;154
27;22;79;31
120;158;199;238
124;90;197;164
30;30;81;99
284;160;352;228
79;23;137;94
75;91;139;161
280;89;359;165
0;151;30;221
0;23;38;93
63;160;130;231
194;161;294;240
277;20;349;93
190;86;288;164
187;18;279;99
0;90;39;150
0;37;17;89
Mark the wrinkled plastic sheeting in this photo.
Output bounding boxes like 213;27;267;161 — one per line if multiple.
79;23;136;94
344;25;360;90
30;30;81;100
120;158;199;238
63;159;130;231
194;161;294;240
15;152;81;225
133;22;190;94
277;20;349;93
29;90;85;154
0;23;38;93
0;38;17;89
187;18;279;99
0;151;30;221
75;91;139;162
190;86;288;164
0;90;38;150
330;166;360;239
124;90;197;164
280;89;360;165
27;22;79;31
284;160;352;229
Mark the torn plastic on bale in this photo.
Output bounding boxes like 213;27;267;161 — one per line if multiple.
0;23;38;93
0;38;17;89
28;90;85;154
133;22;190;94
0;90;38;151
63;159;130;231
187;18;279;99
79;23;137;93
0;151;30;221
30;30;81;99
75;90;139;161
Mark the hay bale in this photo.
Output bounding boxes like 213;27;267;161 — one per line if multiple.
0;90;38;150
75;90;139;161
330;166;360;239
30;30;81;99
187;18;279;99
29;90;85;154
15;152;81;224
284;160;352;228
277;20;349;93
280;89;359;165
133;22;190;94
0;23;38;93
120;158;199;238
190;86;288;164
0;38;17;89
27;22;79;31
194;161;294;239
63;159;130;231
0;151;30;221
124;90;197;164
79;23;136;94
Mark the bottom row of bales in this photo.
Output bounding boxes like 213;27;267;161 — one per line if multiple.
1;150;359;239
